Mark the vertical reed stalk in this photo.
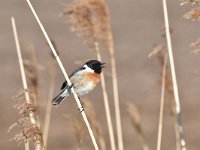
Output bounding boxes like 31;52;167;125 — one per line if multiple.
43;62;56;150
172;98;181;150
107;30;124;150
26;1;99;149
65;1;116;149
127;103;149;150
162;1;186;150
84;98;106;150
11;17;44;150
94;41;116;150
156;54;167;150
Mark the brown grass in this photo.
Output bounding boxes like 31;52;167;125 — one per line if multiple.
127;103;149;150
84;98;106;150
11;17;44;150
8;90;43;147
65;0;117;150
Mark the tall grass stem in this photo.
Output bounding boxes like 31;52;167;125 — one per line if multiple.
162;1;186;150
11;17;44;150
43;64;56;150
94;42;116;150
156;54;167;150
26;1;99;149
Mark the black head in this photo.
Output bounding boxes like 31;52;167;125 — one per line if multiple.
85;60;105;74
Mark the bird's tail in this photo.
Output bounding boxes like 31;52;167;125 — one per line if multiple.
52;86;71;106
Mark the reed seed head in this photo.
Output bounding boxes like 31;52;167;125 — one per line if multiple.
184;7;200;21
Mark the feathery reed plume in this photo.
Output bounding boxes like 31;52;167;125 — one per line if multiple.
11;17;44;150
182;1;200;54
180;0;200;5
84;98;106;150
43;41;57;150
65;1;116;150
8;90;43;148
93;0;124;150
191;37;200;54
191;37;200;48
184;7;200;21
127;103;149;150
162;1;187;150
148;44;167;58
26;1;99;149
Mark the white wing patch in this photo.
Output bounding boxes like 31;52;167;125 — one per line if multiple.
60;88;70;97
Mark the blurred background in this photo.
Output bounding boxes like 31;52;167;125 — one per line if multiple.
1;0;200;149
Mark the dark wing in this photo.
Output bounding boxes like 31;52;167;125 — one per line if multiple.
69;66;85;78
61;81;68;90
60;66;85;90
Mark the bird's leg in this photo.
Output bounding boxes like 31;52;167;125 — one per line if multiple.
78;97;84;113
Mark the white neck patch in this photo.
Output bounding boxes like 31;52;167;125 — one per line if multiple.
83;64;94;73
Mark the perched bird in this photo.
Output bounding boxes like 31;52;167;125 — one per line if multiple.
52;60;105;106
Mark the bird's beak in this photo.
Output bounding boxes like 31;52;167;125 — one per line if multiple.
100;62;106;68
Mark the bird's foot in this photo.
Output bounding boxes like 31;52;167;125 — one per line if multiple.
69;83;74;89
78;105;84;113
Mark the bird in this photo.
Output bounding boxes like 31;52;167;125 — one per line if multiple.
52;60;105;106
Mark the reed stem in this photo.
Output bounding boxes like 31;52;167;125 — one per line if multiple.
11;17;44;150
162;1;186;149
94;41;116;150
26;1;99;149
156;54;167;150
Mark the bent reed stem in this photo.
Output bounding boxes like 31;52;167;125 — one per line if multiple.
26;1;99;149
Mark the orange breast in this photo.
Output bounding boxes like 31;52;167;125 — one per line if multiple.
86;72;100;83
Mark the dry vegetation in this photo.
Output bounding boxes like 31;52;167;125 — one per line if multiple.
6;0;200;150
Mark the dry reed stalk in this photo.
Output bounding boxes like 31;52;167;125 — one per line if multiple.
150;33;183;150
156;53;168;150
65;1;116;150
71;117;85;150
9;90;43;148
26;1;99;149
150;45;181;150
94;42;115;150
64;114;85;150
23;43;39;100
43;59;56;150
107;21;124;150
127;103;149;150
84;98;106;150
43;40;58;149
74;1;124;148
43;41;58;149
11;17;44;150
162;1;186;150
156;48;181;150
